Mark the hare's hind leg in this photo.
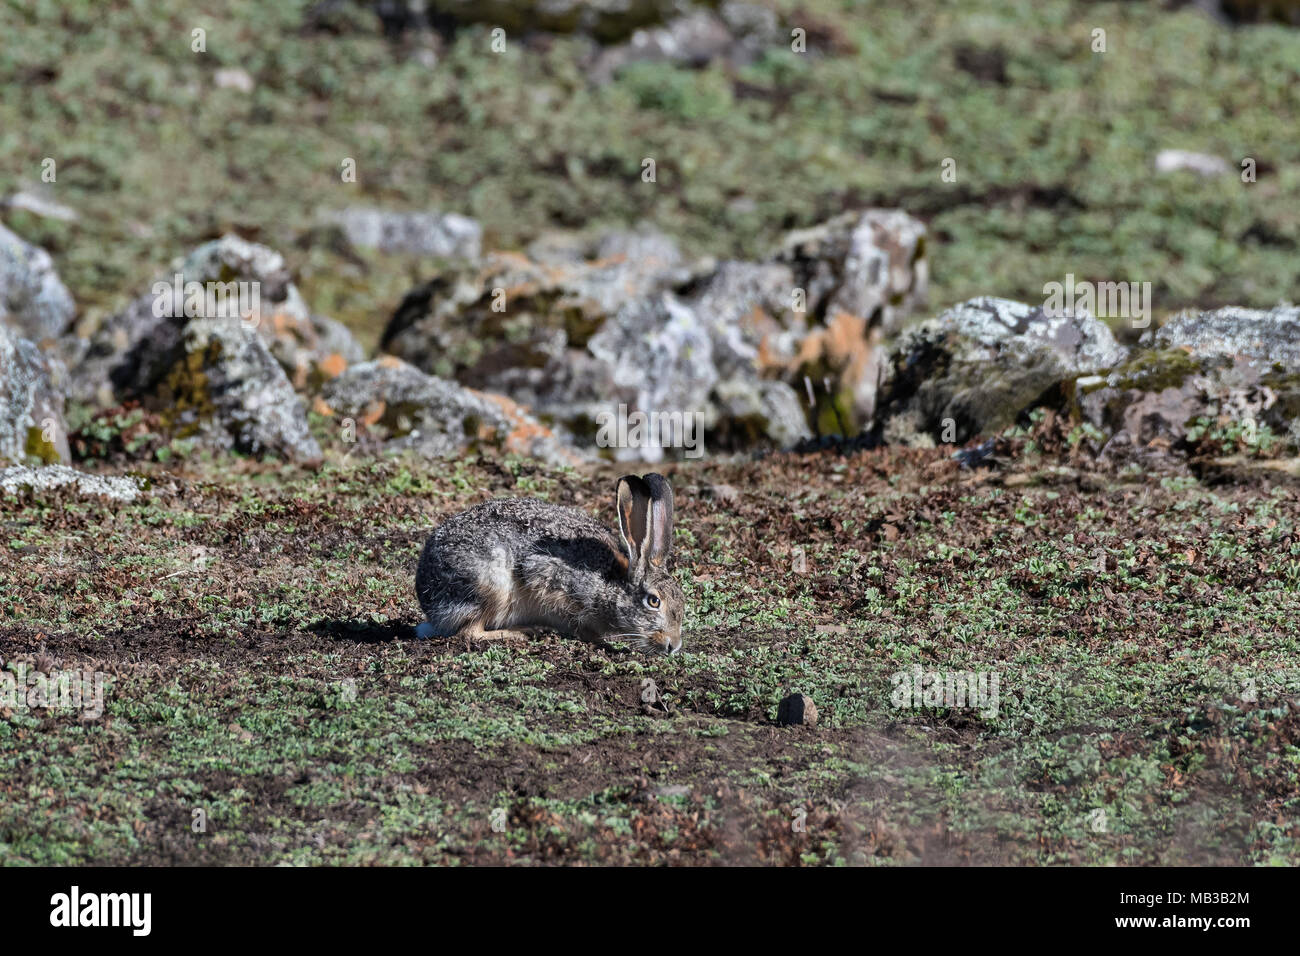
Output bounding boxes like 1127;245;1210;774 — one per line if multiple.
455;618;532;652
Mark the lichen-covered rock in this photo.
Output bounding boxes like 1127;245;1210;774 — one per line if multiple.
681;260;886;434
381;213;925;454
1152;305;1300;369
872;297;1127;446
1070;309;1300;462
713;376;812;450
1073;350;1208;463
589;293;718;427
681;260;803;377
319;356;583;467
772;208;928;337
380;238;685;372
64;235;361;402
0;464;142;502
0;323;70;464
326;207;482;260
151;317;322;464
0;223;76;342
379;232;693;438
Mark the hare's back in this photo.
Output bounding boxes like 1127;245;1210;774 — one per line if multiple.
426;498;620;565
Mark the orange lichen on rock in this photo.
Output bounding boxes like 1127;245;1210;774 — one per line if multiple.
317;352;347;380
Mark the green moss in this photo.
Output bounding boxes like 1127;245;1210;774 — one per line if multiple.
24;426;62;464
1100;348;1202;393
156;341;221;437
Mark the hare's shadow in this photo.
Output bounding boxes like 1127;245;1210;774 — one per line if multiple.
309;618;628;656
310;619;420;644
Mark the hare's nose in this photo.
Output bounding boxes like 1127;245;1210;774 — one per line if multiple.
669;637;683;656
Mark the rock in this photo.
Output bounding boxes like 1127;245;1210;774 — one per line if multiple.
777;693;818;727
872;296;1127;446
1152;304;1300;369
64;234;361;402
381;212;928;455
1074;350;1208;463
3;186;78;223
0;323;70;464
1070;308;1300;463
588;294;717;430
326;207;482;260
588;4;781;81
681;260;802;377
714;376;812;450
310;313;367;370
379;234;695;445
654;784;691;799
772;208;928;337
1154;149;1230;177
213;67;255;92
319;356;584;467
150;316;322;464
0;223;76;342
61;291;174;404
0;464;142;502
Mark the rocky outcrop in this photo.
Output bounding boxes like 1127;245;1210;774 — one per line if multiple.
0;224;76;343
772;208;928;337
64;235;362;403
149;317;323;464
1152;304;1300;368
863;298;1300;466
381;211;927;454
318;356;583;466
871;296;1126;447
0;322;70;464
1071;306;1300;462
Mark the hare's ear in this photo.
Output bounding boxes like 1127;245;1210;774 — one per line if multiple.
616;475;652;582
642;474;674;569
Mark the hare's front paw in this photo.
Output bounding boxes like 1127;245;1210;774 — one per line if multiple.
414;621;436;640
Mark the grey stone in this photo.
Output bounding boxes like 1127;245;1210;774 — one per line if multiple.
65;235;361;403
1153;304;1300;370
873;296;1126;445
0;322;70;464
589;3;782;81
0;464;142;502
3;187;78;223
327;207;482;260
152;316;322;464
772;208;928;337
320;357;583;467
1154;149;1230;177
0;223;76;342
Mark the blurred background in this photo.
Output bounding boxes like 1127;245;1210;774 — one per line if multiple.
3;0;1298;354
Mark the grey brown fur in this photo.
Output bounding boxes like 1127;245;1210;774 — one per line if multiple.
416;474;684;654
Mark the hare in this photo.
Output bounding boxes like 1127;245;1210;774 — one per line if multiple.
415;474;684;655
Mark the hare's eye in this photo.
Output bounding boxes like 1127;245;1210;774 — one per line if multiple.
644;592;662;610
